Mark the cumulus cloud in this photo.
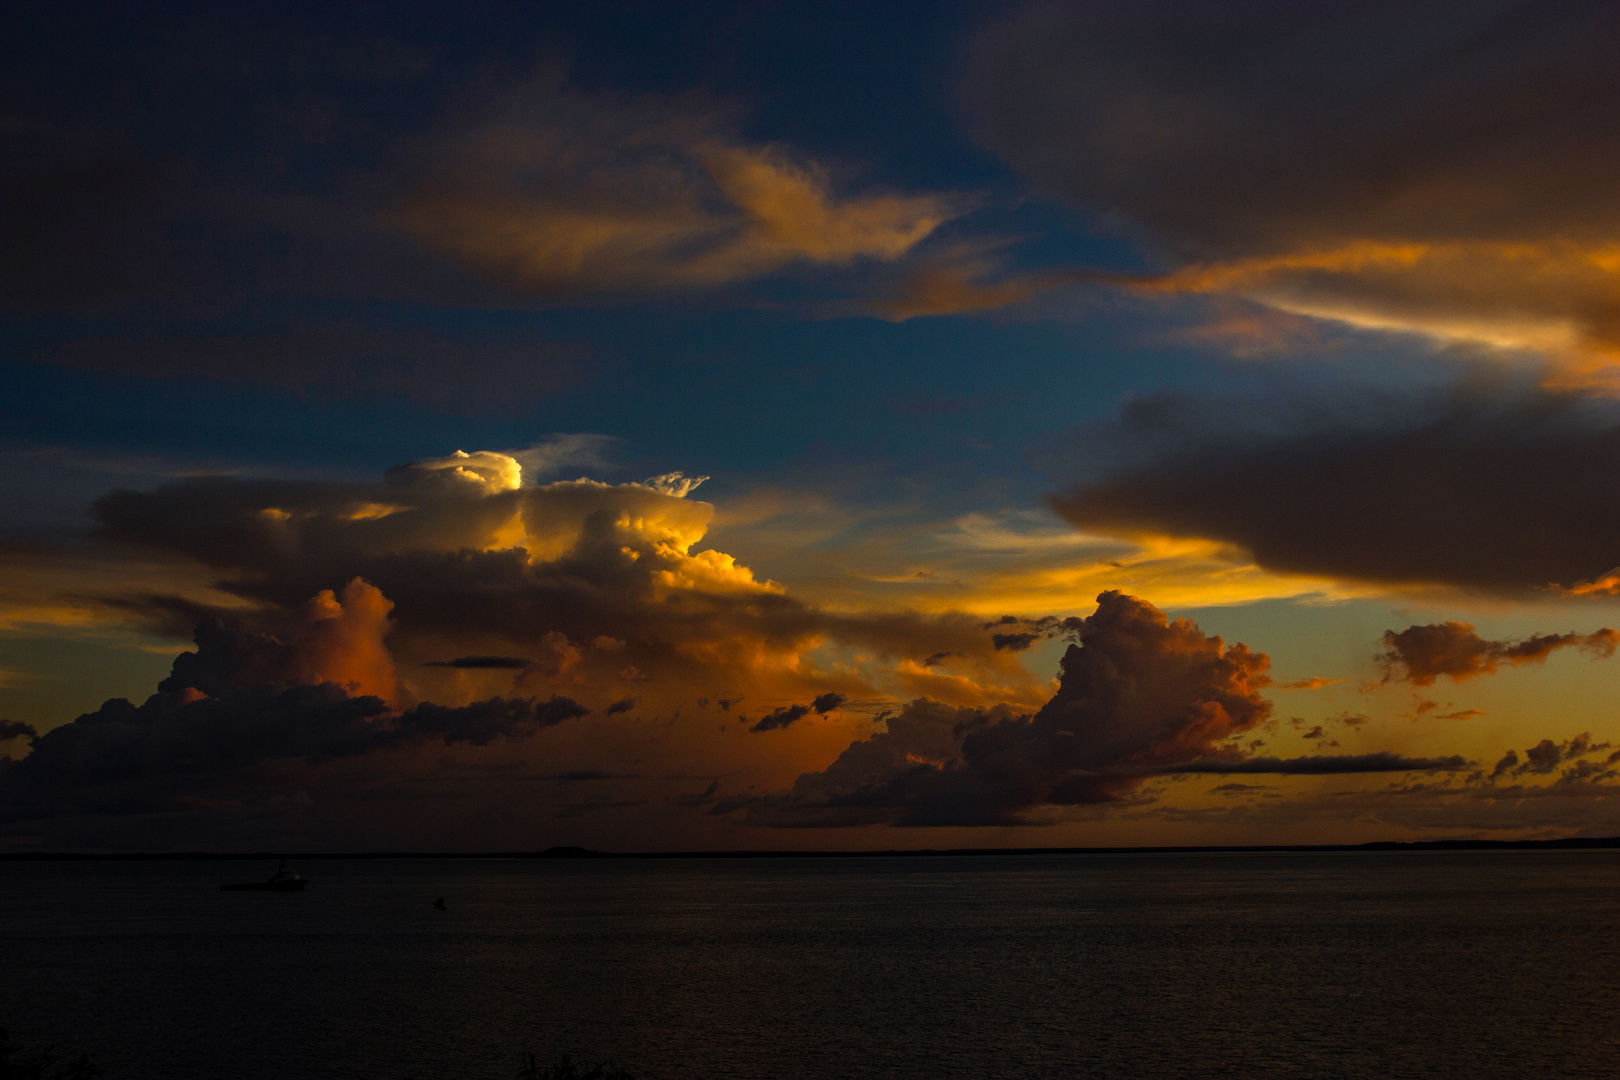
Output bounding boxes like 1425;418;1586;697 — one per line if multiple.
0;597;591;821
71;447;1042;792
395;79;961;298
1051;384;1620;593
970;2;1620;373
1381;621;1619;686
161;578;398;702
731;591;1281;826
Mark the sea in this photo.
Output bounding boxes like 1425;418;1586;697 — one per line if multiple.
4;850;1620;1079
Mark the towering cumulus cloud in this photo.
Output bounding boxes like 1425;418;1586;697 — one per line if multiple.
163;578;400;703
734;592;1273;826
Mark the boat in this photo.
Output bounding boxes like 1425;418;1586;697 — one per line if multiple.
220;860;309;891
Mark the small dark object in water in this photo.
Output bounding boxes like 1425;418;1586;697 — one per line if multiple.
433;897;447;911
220;860;308;892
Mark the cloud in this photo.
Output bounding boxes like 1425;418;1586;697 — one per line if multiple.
395;79;961;298
811;692;847;714
0;603;592;821
0;720;37;743
745;692;846;734
1380;621;1619;686
970;2;1620;372
1153;753;1467;775
1276;677;1343;691
63;448;1046;786
983;614;1085;652
1485;733;1612;784
733;591;1278;826
162;578;399;702
747;704;812;733
1050;383;1620;593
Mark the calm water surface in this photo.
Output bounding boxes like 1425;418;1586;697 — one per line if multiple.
4;851;1619;1078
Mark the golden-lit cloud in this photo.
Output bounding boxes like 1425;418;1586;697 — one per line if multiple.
972;2;1620;379
396;81;962;296
1132;240;1620;382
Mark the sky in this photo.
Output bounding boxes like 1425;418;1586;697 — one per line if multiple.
6;0;1620;852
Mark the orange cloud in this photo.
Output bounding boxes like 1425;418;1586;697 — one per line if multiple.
287;579;398;703
396;82;961;297
1380;621;1619;687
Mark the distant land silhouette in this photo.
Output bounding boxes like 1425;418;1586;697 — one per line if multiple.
6;837;1620;861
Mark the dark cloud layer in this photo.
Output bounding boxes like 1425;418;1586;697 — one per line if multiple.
1157;753;1467;775
1381;621;1618;686
1052;385;1620;593
973;2;1620;361
972;1;1620;257
0;609;590;822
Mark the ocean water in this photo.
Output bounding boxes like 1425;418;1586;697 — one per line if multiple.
4;851;1620;1079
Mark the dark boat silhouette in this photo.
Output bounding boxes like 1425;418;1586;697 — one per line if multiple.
220;861;308;892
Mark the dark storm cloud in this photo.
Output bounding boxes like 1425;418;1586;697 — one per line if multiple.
0;615;591;821
1051;384;1620;593
971;1;1620;257
811;693;847;714
1380;621;1618;686
424;656;533;669
605;697;637;715
733;592;1286;826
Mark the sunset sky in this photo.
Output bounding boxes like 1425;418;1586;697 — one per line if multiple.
6;0;1620;852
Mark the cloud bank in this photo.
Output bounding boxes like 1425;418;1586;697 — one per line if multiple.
972;1;1620;370
1051;384;1620;593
